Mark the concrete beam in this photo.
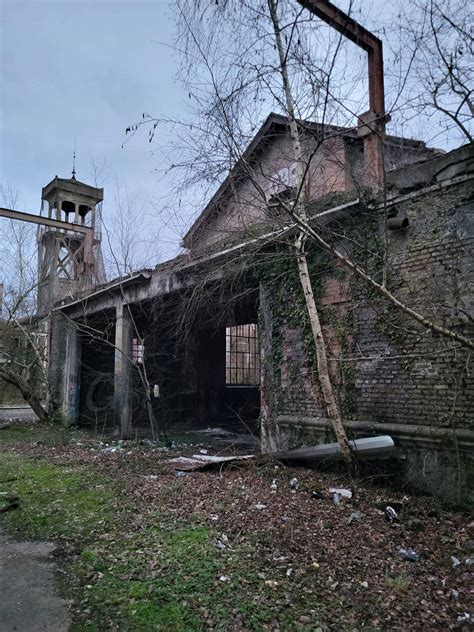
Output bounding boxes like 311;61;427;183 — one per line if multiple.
114;304;133;438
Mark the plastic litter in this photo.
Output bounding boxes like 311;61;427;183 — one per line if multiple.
271;479;278;493
348;511;365;524
255;503;267;510
397;547;420;562
457;613;471;623
329;487;352;499
215;534;230;550
290;478;300;493
451;556;461;568
385;506;398;523
175;471;187;478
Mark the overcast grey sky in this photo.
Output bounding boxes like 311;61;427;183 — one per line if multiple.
1;0;188;262
1;0;470;269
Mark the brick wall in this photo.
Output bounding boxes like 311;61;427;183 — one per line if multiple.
269;179;473;425
260;147;473;502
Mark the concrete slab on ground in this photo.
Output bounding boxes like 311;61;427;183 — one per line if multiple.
0;531;71;632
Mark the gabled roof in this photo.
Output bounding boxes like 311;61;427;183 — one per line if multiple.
181;112;351;248
181;112;432;249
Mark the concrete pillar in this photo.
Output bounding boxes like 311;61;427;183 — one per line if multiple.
48;311;81;425
259;282;284;453
114;303;133;438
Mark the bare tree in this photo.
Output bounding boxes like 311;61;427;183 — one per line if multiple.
0;183;49;421
398;0;473;143
141;0;472;464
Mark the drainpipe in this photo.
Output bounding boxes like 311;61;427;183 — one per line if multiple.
297;0;388;191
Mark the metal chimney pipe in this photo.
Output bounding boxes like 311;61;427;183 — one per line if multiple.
297;0;387;190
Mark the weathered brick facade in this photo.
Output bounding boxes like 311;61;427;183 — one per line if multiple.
260;148;473;503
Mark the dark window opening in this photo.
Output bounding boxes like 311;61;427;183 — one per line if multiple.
226;323;260;386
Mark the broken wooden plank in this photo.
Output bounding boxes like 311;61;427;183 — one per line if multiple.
165;453;255;472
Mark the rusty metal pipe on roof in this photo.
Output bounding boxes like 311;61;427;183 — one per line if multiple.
297;0;387;190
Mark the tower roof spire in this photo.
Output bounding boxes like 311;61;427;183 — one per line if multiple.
71;138;76;179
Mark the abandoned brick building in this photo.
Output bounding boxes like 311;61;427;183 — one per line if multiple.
26;111;470;504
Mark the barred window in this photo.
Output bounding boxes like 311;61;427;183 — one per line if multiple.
132;338;144;364
226;324;260;386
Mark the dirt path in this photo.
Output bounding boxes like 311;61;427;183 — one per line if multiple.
0;530;71;632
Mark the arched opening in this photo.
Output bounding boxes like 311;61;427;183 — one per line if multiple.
78;205;92;225
61;200;75;221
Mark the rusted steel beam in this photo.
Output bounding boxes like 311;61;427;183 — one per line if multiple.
0;207;94;264
297;0;386;189
0;206;92;235
297;0;385;117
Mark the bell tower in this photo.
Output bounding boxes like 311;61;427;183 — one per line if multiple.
37;174;106;314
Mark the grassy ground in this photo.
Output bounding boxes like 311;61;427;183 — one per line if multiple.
0;422;472;631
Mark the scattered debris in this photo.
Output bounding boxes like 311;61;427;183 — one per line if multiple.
360;580;369;588
451;556;461;568
457;613;471;623
270;479;278;493
219;575;231;583
348;511;365;525
330;488;352;505
465;557;474;565
290;478;300;493
329;488;352;500
398;547;420;562
101;446;121;454
215;534;230;550
255;503;267;510
165;453;255;472
175;471;187;478
385;506;398;523
265;580;279;588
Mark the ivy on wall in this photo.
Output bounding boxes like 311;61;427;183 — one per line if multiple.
254;198;386;420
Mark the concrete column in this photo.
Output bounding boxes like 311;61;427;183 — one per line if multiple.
48;312;81;425
114;303;133;438
62;320;81;424
259;282;284;453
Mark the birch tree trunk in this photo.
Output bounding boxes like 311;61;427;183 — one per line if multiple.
268;0;353;466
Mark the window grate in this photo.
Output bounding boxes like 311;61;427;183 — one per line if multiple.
132;338;144;364
226;323;260;386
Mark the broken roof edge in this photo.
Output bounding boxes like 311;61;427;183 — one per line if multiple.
53;270;153;312
52;145;472;313
181;111;439;249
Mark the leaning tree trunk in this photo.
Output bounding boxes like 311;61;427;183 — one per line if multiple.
294;235;353;465
0;367;49;424
268;0;353;466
